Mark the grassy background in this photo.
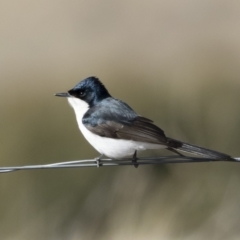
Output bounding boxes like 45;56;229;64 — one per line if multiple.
1;1;240;239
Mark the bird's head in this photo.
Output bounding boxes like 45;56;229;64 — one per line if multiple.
55;76;111;111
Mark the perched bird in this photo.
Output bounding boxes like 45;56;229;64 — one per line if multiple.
55;76;232;165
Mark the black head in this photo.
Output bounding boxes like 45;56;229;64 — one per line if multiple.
67;77;111;107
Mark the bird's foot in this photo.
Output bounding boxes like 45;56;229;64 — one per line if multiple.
132;151;139;168
95;154;103;168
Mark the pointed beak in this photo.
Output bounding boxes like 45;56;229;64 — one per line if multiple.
54;92;71;97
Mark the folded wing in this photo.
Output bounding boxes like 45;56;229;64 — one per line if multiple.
83;98;167;144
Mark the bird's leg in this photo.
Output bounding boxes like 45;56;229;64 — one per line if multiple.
167;147;185;157
132;151;139;168
95;154;103;168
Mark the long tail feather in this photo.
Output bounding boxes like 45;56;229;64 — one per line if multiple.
167;137;232;160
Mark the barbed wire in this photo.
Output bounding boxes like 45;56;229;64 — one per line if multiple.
0;156;239;173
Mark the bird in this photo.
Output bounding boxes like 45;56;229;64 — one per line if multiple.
55;76;232;166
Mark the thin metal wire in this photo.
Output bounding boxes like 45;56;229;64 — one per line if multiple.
0;156;239;174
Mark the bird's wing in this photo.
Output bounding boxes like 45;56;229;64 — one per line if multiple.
82;98;167;144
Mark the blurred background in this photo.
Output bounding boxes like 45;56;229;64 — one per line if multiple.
1;0;240;239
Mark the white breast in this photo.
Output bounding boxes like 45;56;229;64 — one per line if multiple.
68;97;164;159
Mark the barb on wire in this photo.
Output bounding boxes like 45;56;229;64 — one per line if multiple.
0;156;239;174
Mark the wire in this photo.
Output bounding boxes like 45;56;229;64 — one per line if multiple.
0;156;239;173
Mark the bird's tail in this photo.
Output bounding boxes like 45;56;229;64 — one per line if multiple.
167;137;232;160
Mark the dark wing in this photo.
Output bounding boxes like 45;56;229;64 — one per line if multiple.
82;98;167;144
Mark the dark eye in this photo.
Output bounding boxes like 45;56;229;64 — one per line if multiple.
79;90;85;97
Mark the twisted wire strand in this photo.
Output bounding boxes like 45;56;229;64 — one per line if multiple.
0;156;239;173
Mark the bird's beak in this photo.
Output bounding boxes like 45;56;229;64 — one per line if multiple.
54;92;71;97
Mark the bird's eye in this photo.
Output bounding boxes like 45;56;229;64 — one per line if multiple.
79;91;85;97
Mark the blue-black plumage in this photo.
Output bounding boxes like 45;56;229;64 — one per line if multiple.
55;76;232;161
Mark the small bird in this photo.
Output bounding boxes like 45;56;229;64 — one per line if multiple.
55;76;232;165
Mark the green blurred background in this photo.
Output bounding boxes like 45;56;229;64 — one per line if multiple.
1;1;240;239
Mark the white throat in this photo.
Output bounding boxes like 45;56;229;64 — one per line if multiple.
67;97;89;124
